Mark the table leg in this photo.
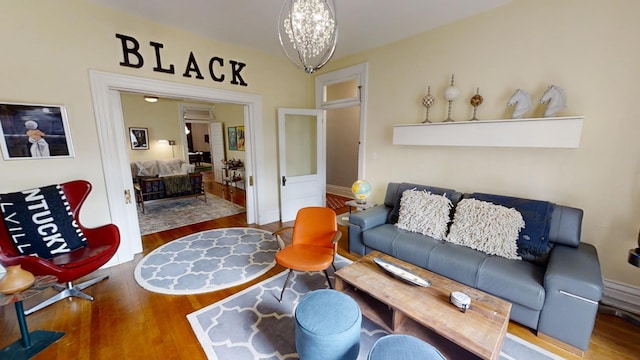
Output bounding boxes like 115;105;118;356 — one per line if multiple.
0;301;64;360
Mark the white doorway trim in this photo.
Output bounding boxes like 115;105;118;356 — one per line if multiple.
89;70;264;266
315;62;368;179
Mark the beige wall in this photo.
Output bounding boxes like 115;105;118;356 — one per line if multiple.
215;103;246;164
320;0;640;287
121;93;185;162
0;1;311;229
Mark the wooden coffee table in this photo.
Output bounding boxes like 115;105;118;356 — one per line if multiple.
334;251;511;360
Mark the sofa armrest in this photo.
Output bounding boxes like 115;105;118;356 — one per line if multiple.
538;243;603;350
348;206;391;256
544;243;602;301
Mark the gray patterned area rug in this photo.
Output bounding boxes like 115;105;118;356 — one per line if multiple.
138;193;245;235
188;255;564;360
134;228;278;295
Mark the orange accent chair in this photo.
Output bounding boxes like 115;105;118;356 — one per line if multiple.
0;180;120;315
273;207;342;302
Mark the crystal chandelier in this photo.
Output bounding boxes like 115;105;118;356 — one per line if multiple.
278;0;338;74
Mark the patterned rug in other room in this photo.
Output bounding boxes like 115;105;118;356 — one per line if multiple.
134;228;278;295
188;255;564;360
138;193;245;235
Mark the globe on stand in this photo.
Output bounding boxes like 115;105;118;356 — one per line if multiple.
469;87;483;121
351;179;372;204
421;86;435;123
444;74;460;122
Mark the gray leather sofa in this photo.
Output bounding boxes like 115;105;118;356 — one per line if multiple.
348;182;603;352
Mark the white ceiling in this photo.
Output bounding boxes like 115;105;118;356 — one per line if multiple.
91;0;512;60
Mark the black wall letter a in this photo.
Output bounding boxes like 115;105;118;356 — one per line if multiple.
183;52;204;79
115;33;143;68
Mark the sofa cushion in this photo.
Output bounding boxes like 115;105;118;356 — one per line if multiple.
395;190;452;240
363;224;443;269
428;242;490;287
135;160;159;177
158;159;185;176
446;198;524;260
388;183;462;224
470;193;555;263
477;256;546;311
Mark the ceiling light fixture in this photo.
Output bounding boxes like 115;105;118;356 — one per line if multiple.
278;0;337;74
144;96;159;103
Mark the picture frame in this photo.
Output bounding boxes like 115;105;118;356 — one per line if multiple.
0;102;75;160
236;126;245;151
129;127;149;150
227;126;237;150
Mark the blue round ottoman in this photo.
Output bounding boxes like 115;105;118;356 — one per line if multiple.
368;334;446;360
294;289;362;360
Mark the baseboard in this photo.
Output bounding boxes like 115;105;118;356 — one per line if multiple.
327;184;352;199
601;278;640;315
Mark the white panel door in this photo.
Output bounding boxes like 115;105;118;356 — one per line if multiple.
210;122;225;183
278;108;325;222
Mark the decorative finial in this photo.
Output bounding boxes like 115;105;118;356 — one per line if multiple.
469;87;483;121
422;85;435;123
443;74;460;122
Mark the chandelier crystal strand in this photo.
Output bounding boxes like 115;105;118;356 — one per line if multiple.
279;0;337;74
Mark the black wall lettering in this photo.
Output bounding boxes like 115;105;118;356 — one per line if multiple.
209;57;225;82
182;52;204;79
116;33;143;68
230;61;248;86
150;41;175;74
115;34;249;86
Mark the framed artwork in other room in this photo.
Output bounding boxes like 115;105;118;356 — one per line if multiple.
0;102;75;160
129;127;149;150
236;126;245;151
228;126;237;150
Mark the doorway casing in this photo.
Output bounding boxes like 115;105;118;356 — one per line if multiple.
89;70;265;267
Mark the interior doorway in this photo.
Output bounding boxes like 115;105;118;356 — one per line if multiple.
89;70;265;267
315;63;368;198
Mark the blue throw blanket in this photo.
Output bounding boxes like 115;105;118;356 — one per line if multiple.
469;193;555;263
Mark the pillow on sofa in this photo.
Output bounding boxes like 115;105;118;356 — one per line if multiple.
388;183;461;224
446;198;524;260
0;184;87;259
158;159;185;176
469;193;555;263
395;189;452;240
135;160;159;177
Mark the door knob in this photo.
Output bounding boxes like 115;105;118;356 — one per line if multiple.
282;176;287;186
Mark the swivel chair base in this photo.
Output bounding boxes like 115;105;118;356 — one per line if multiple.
24;275;109;316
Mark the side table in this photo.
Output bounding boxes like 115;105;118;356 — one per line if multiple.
345;199;376;213
0;275;64;360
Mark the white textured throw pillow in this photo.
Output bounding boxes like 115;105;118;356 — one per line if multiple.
395;189;453;240
446;198;524;260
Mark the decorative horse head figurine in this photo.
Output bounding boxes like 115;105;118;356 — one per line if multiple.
507;89;532;119
540;85;566;117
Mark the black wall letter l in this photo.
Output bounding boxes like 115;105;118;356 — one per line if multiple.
150;41;175;74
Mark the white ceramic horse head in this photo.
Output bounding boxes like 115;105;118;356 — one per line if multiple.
540;85;566;117
508;89;532;119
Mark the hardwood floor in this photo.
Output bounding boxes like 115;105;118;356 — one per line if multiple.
1;179;638;359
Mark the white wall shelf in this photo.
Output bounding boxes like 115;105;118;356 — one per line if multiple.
392;116;584;148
